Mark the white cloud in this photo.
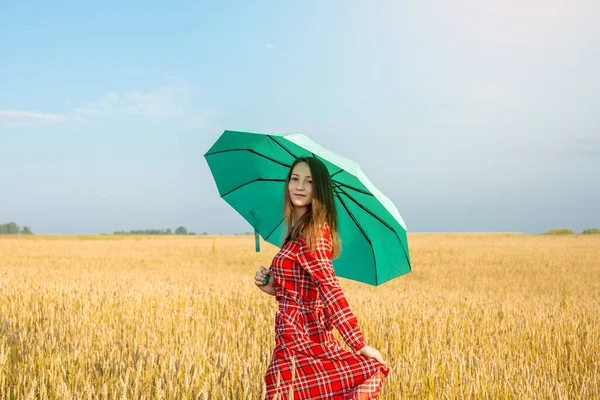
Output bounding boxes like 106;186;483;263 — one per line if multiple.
75;77;201;117
1;77;219;130
0;110;73;129
265;43;276;50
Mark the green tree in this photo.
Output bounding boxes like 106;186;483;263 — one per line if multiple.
175;226;188;235
582;228;600;234
0;222;19;234
21;226;33;234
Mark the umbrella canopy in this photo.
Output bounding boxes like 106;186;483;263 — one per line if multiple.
204;130;410;286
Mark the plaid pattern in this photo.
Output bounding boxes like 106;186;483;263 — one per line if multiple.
264;223;389;399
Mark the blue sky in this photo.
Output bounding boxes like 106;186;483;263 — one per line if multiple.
1;0;599;234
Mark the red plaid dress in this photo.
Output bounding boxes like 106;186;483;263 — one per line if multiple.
264;223;389;399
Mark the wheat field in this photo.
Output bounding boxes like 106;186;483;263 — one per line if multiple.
1;233;599;399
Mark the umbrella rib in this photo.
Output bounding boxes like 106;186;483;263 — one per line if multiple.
330;169;344;178
334;185;395;233
335;185;412;274
268;135;298;159
222;178;286;198
264;218;285;243
336;195;377;286
204;148;291;169
332;180;373;196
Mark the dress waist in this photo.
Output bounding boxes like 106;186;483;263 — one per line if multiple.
277;296;323;311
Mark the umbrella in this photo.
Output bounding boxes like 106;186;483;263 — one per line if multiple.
203;130;410;286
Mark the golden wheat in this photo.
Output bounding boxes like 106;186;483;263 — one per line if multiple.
0;233;599;399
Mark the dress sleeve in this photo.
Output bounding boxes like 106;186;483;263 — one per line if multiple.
297;224;366;352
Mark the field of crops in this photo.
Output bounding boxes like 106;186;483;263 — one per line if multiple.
1;233;599;399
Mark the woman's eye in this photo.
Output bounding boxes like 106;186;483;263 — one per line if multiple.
307;181;312;184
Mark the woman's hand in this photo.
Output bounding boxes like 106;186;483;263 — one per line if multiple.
356;345;386;365
253;266;275;296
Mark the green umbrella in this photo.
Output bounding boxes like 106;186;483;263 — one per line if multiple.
204;130;410;286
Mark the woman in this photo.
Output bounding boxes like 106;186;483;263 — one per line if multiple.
254;156;389;399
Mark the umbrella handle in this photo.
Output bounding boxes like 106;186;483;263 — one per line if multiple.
255;229;260;252
261;267;271;285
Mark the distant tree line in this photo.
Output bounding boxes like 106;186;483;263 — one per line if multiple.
113;226;198;235
0;222;33;235
544;228;600;235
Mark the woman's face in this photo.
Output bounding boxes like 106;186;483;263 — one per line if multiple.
288;162;313;208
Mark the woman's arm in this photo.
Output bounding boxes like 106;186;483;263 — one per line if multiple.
297;231;366;352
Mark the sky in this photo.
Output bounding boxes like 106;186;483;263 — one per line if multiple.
1;0;599;234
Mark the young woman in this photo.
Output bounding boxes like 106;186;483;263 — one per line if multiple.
254;156;389;399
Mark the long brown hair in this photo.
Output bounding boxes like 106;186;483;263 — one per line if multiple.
283;156;341;259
